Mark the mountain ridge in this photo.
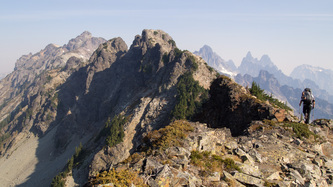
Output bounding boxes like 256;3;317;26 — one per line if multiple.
195;45;333;119
0;31;332;187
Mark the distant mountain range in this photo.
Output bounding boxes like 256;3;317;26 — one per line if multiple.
291;64;333;94
0;31;332;186
194;45;333;119
193;45;237;76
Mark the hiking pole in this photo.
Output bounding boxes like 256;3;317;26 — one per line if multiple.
312;106;315;124
299;105;303;122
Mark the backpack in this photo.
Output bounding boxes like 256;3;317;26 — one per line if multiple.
302;88;313;105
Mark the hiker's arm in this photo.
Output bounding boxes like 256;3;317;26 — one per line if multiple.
299;100;302;106
313;101;315;108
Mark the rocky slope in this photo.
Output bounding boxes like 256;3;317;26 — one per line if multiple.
0;32;106;186
0;30;332;187
0;29;217;186
86;76;333;187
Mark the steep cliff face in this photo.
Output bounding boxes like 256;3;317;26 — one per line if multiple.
0;29;217;186
52;29;217;174
1;29;332;187
0;32;106;156
196;75;296;136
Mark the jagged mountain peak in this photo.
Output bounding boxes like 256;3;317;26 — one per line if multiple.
198;45;213;53
130;29;175;55
79;30;92;38
245;51;254;59
64;31;105;51
193;45;237;76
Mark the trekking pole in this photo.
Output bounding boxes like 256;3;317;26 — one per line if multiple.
312;107;314;124
298;105;303;122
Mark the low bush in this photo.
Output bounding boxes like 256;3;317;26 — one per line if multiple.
190;150;241;177
88;168;147;187
144;120;194;150
171;72;208;120
250;81;292;111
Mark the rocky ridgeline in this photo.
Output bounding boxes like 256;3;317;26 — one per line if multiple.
86;91;332;186
0;32;106;155
0;29;332;187
85;76;332;187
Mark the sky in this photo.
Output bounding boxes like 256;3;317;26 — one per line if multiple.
1;0;332;75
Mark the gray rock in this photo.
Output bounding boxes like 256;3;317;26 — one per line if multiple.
239;163;262;178
222;171;246;187
207;172;220;182
290;169;305;185
232;172;265;187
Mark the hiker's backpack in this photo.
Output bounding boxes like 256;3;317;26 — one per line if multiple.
302;88;313;105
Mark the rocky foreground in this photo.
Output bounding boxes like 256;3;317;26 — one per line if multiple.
85;118;332;187
0;29;331;187
83;75;333;187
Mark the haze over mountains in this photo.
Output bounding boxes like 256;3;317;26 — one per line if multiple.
194;45;333;119
0;31;332;187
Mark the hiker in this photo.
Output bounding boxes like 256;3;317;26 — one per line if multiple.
299;88;315;124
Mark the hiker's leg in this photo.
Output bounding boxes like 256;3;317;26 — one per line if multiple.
303;106;307;123
308;107;312;123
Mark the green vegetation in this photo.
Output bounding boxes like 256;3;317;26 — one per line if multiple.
140;63;153;74
97;114;127;147
264;181;278;187
51;173;65;187
283;122;317;140
88;168;147;187
171;72;208;120
0;133;10;147
51;143;87;187
168;39;176;47
190;150;241;177
186;54;198;72
174;47;182;59
162;53;169;64
154;31;158;35
249;81;292;111
144;120;194;150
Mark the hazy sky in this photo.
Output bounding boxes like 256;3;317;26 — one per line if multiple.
1;0;332;75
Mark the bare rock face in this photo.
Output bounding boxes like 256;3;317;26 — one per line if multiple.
0;32;106;155
84;29;217;174
88;118;332;187
197;76;278;136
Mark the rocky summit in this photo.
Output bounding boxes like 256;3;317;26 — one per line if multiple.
0;30;332;187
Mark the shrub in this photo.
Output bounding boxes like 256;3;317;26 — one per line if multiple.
51;143;87;186
250;81;292;111
168;39;176;47
105;115;127;147
283;122;317;140
174;48;183;59
171;72;208;120
144;120;194;150
189;151;241;177
96;114;127;147
89;168;147;187
51;173;65;187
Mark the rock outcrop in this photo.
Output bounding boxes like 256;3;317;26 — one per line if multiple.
0;29;332;187
87;119;333;187
197;75;296;136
